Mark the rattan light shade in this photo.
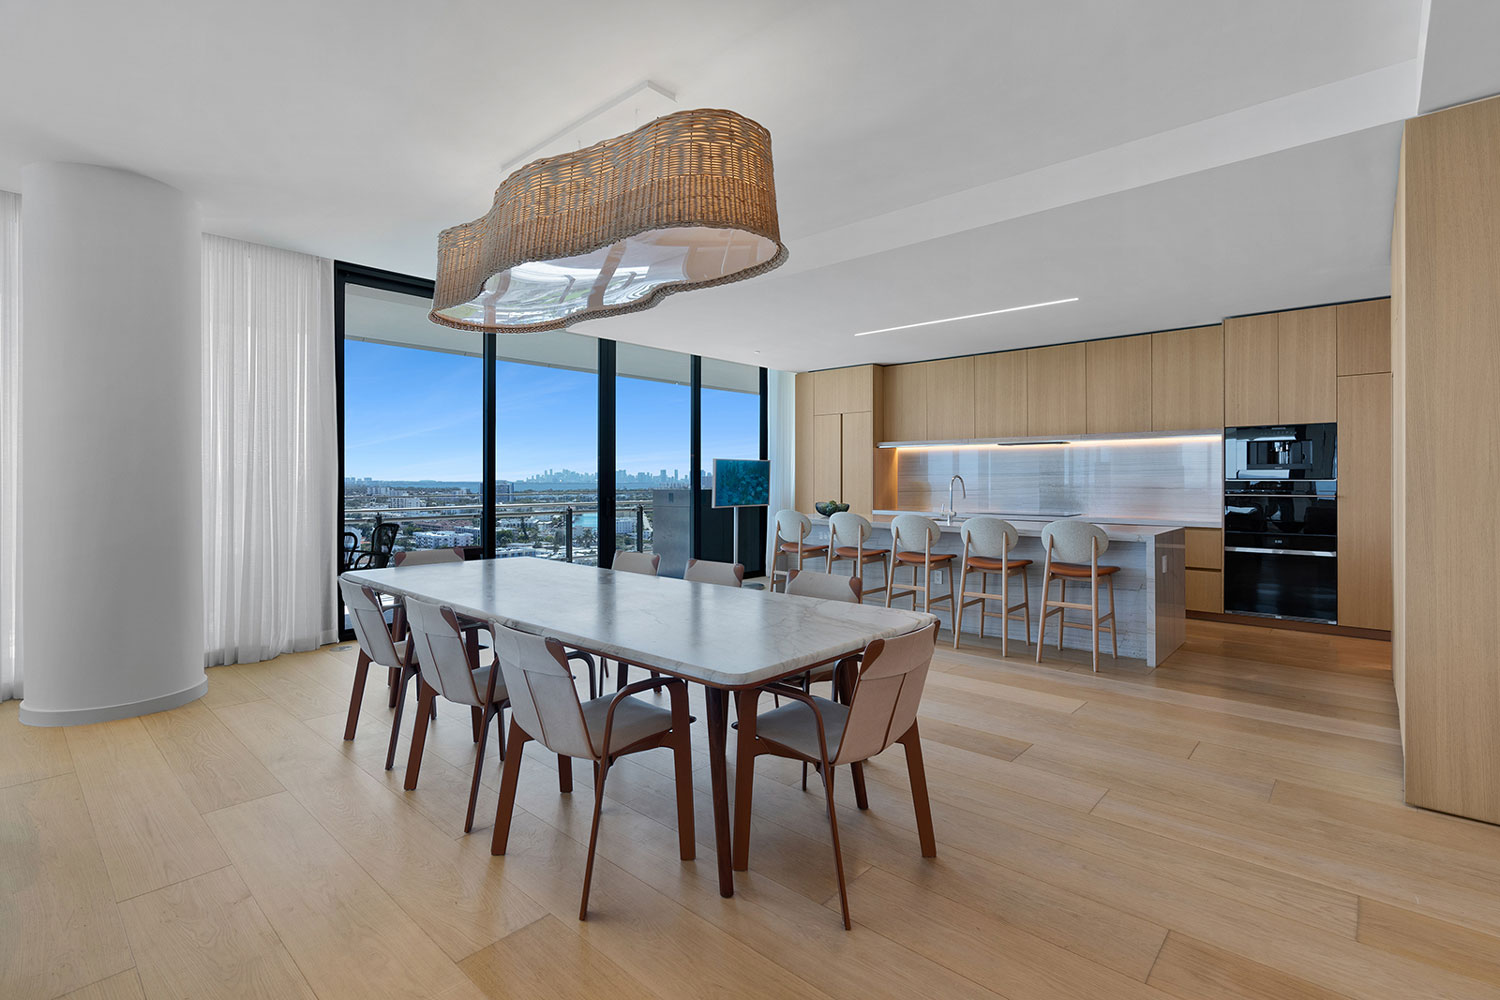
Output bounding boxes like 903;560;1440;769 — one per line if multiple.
431;108;788;333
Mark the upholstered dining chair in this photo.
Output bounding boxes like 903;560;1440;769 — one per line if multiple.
388;546;490;737
338;579;411;763
1036;519;1118;671
684;558;745;587
954;517;1032;654
401;598;511;832
488;622;695;920
826;511;890;603
732;621;940;929
391;546;465;566
887;513;955;621
771;509;828;591
782;568;865;784
611;550;660;576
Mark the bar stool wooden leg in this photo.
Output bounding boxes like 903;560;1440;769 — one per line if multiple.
1091;571;1101;672
1057;579;1067;650
1108;573;1119;659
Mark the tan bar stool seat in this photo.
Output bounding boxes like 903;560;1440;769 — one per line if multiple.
1035;520;1119;672
953;517;1033;654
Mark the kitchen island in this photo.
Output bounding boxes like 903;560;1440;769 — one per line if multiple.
804;511;1187;667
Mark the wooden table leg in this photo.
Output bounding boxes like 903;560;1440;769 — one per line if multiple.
703;686;734;898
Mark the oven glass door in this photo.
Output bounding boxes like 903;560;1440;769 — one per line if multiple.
1223;547;1338;623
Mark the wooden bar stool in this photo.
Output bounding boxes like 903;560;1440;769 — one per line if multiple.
771;509;828;591
886;513;955;622
954;517;1032;654
826;511;890;603
1035;520;1119;672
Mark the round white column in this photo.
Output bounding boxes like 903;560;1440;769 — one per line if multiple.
18;164;205;725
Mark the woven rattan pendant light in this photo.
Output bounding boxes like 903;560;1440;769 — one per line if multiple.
431;108;788;333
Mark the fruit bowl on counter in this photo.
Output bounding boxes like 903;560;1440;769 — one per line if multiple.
814;501;849;517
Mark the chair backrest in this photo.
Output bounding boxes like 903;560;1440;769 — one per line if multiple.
489;622;597;760
684;558;744;587
392;546;465;566
338;579;404;668
402;598;486;707
960;517;1018;558
829;511;872;549
891;513;942;553
342;531;360;553
834;622;938;765
785;570;862;603
774;509;812;544
1041;519;1109;564
612;550;661;576
370;522;399;567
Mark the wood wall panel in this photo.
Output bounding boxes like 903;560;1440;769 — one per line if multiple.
1152;325;1224;431
1391;136;1407;736
1026;343;1086;436
1397;94;1500;823
882;363;929;441
841;411;875;517
925;357;976;439
1338;374;1393;631
1277;306;1337;423
1086;336;1153;433
973;351;1028;438
811;413;842;506
1337;299;1392;376
1223;314;1279;426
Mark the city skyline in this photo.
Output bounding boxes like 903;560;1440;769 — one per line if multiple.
343;340;760;482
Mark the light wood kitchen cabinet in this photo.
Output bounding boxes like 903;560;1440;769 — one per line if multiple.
1184;526;1223;614
1186;569;1223;614
1085;336;1152;433
1151;325;1224;430
813;365;877;415
1277;306;1337;423
793;372;817;513
1337;298;1392;376
1184;527;1223;570
840;411;876;516
925;356;976;439
811;413;843;505
882;362;929;441
1026;343;1087;436
1337;374;1392;630
1223;313;1279;425
973;351;1028;438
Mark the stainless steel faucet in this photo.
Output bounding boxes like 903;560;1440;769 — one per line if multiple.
947;475;966;524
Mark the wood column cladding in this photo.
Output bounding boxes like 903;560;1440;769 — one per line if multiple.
794;366;884;517
1026;343;1086;436
1393;93;1500;824
1337;374;1392;630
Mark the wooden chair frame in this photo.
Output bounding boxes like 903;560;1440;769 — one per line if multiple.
1035;535;1119;672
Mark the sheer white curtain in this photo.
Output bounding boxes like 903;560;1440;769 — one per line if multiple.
1;192;19;700
202;235;337;666
765;369;796;569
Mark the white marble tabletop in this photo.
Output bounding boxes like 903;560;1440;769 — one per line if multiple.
342;558;935;688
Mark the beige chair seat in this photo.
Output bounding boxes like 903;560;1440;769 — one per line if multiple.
580;694;675;756
965;555;1031;572
465;666;506;702
1046;561;1120;579
751;695;850;761
834;544;887;560
894;549;956;565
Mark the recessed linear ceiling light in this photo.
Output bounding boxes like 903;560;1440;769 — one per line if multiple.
852;297;1079;337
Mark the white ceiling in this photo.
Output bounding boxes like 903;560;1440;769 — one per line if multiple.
1;0;1495;371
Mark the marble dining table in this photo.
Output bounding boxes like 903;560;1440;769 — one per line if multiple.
340;556;935;897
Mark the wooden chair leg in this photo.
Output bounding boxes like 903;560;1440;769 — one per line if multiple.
579;759;611;920
464;702;497;833
403;680;436;791
344;650;371;741
1057;580;1067;650
558;754;573;793
952;567;966;648
819;761;852;930
1022;568;1032;646
385;662;416;771
491;719;530;855
732;689;758;871
388;666;399;707
471;706;483;743
1091;575;1101;673
1108;574;1119;659
1035;576;1049;663
900;723;938;858
850;761;869;810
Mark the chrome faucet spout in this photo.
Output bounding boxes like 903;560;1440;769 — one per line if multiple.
947;475;966;523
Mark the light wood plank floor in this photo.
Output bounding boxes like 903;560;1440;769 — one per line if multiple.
5;619;1500;1000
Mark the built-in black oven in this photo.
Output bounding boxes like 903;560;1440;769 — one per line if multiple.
1223;423;1338;623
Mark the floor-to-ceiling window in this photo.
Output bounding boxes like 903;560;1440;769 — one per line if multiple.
699;358;766;569
340;273;483;558
494;330;600;563
615;343;692;576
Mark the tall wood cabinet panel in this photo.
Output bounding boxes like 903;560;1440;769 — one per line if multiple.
1395;94;1500;824
882;363;929;441
973;351;1028;438
811;413;842;505
925;357;976;439
1337;298;1392;376
813;365;876;415
1337;374;1392;630
793;372;817;513
1026;343;1086;436
1151;325;1224;430
1223;313;1279;425
1085;336;1152;433
840;412;875;516
1277;306;1337;423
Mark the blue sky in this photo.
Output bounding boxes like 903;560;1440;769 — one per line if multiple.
344;341;759;482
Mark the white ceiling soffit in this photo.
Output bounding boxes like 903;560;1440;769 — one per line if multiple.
1417;0;1500;112
0;1;1448;372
